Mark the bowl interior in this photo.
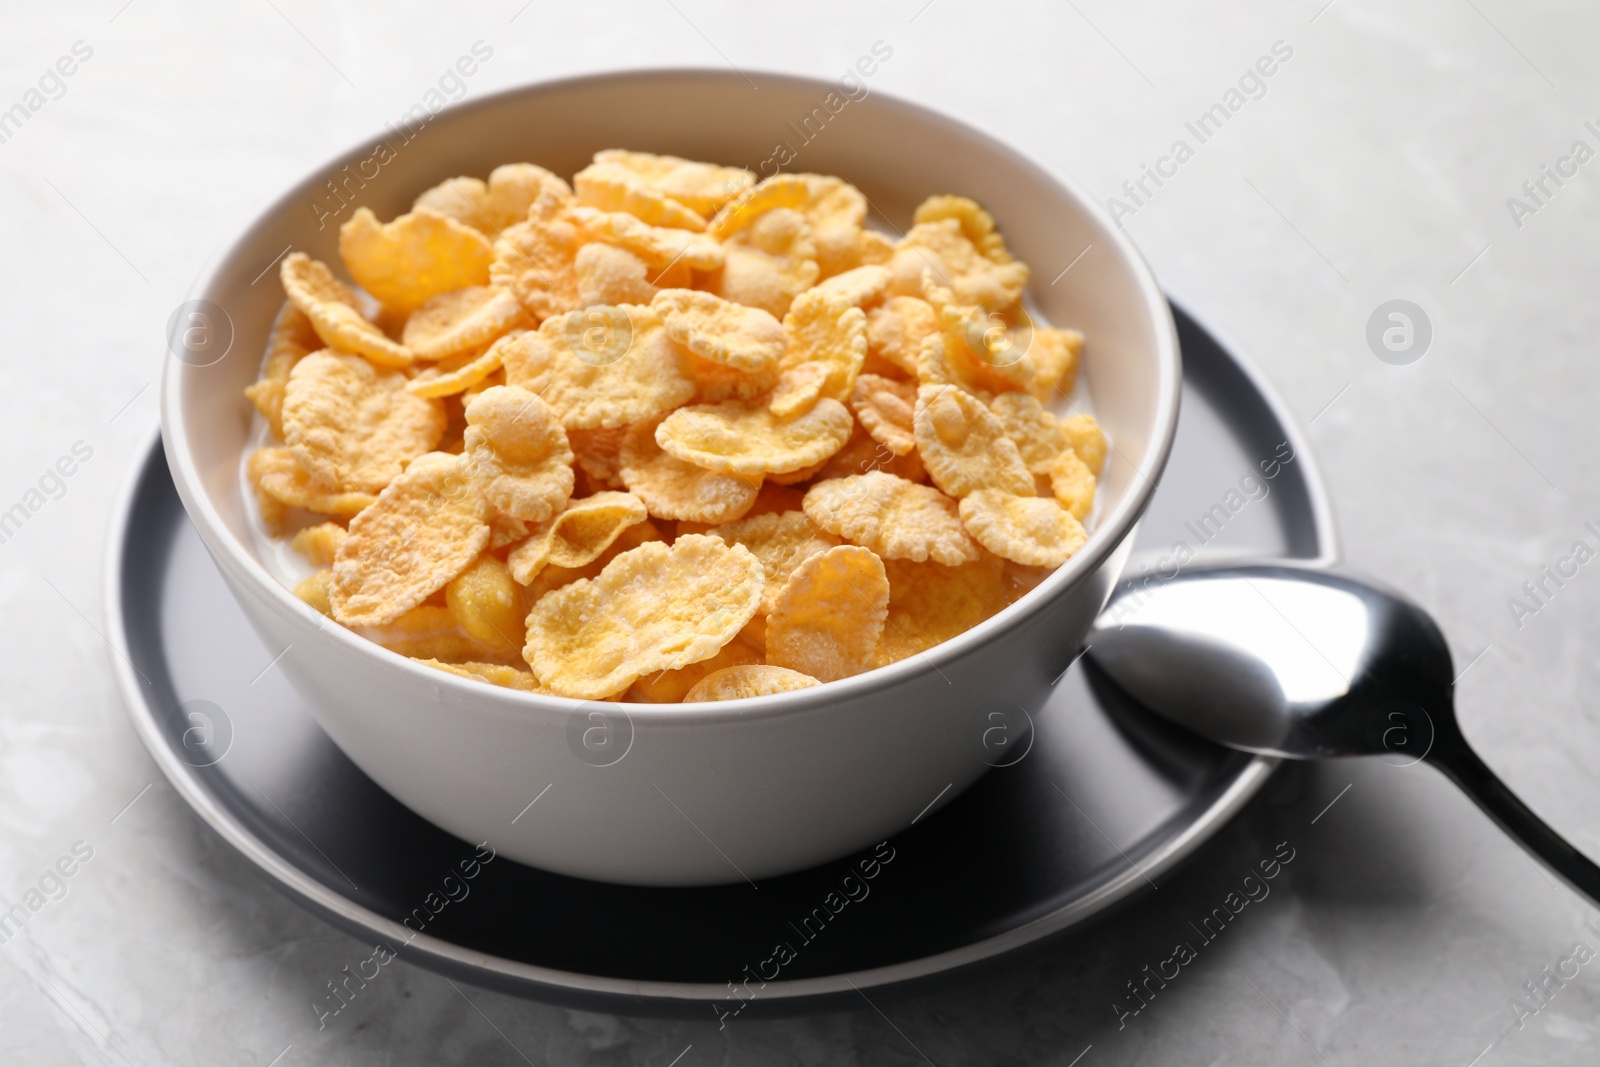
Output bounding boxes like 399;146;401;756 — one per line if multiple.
167;68;1175;675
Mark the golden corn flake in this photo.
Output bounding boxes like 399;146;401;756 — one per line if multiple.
913;384;1034;498
768;361;829;418
708;510;841;613
572;207;725;271
797;173;868;232
330;452;492;627
619;416;760;523
405;334;512;398
959;489;1087;567
1049;447;1097;520
682;350;780;403
656;397;852;475
574;161;705;232
782;292;866;401
522;535;762;699
766;545;888;682
281;350;445;493
653;289;784;373
481;163;573;230
507;491;649;584
850;374;917;456
813;423;927;484
488;189;584;322
339;207;494;313
574;242;659;306
683;664;821;702
1060;412;1106;473
594;149;753;217
1024;325;1083;401
817;226;894;280
291;522;347;566
460;385;574;521
248;448;376;517
879;554;1006;663
413;176;489;231
712;172;865;238
803;471;977;565
414;657;546;692
245;302;320;439
363;604;504;664
445;555;523;653
401;286;524;361
888;218;1029;308
293;569;334;615
990;392;1067;473
927;295;1043;395
520;517;665;603
711;208;820;319
807;264;890;308
708;173;814;239
280;253;413;369
866;296;939;378
500;305;695;429
625;636;762;703
914;330;989;399
912;195;1013;263
414;163;572;234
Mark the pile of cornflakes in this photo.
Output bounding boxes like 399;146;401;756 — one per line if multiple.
243;151;1105;702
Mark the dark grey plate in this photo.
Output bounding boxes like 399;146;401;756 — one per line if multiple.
106;301;1335;1016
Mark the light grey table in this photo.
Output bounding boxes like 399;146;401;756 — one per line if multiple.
2;1;1596;1062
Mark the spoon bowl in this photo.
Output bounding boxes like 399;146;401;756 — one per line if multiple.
1088;562;1600;907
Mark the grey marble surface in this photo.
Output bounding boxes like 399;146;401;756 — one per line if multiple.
3;0;1598;1062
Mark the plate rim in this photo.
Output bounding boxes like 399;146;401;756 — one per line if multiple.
103;296;1337;1007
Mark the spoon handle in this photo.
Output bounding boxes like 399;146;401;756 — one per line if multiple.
1426;734;1600;907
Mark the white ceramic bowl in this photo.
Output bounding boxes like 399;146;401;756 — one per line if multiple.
160;69;1180;886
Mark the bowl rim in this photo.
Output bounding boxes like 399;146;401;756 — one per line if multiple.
159;65;1182;723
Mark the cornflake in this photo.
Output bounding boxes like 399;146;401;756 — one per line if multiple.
461;385;574;522
245;302;319;438
708;510;840;614
683;664;821;702
803;471;977;565
850;374;918;456
405;334;513;398
522;535;762;699
913;384;1034;498
401;286;524;361
959;489;1087;567
329;453;491;627
506;491;649;584
866;296;938;378
710;207;819;318
765;545;889;682
574;243;659;307
782;291;866;402
280;253;412;368
339;207;495;313
489;188;584;322
657;396;852;476
500;305;694;429
281;350;445;493
619;416;760;523
654;289;784;373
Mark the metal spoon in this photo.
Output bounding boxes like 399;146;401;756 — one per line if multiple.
1086;561;1600;906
